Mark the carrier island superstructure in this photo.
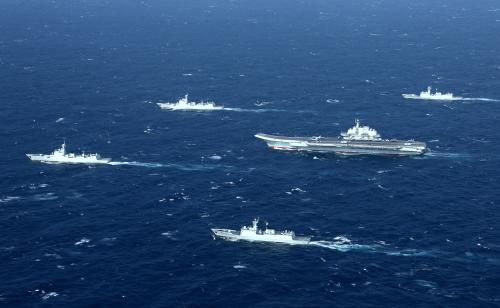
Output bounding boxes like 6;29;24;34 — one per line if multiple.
255;119;427;156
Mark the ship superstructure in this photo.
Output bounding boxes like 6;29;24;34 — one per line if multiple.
211;218;311;245
255;119;427;156
27;142;111;164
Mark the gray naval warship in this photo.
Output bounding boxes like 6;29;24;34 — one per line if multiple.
255;119;427;156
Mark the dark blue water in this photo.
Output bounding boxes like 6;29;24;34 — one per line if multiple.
1;0;500;306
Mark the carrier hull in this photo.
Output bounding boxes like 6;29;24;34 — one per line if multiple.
255;133;427;156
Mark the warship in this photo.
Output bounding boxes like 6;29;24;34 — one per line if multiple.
255;119;427;156
157;94;224;111
402;86;463;101
26;142;111;164
211;218;311;245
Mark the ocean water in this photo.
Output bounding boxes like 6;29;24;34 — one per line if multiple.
1;0;500;306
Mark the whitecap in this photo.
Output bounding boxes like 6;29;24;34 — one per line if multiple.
0;196;22;203
41;292;59;301
161;231;178;240
376;170;391;174
326;98;340;104
377;184;389;191
32;193;58;201
74;238;91;246
290;187;306;193
254;101;273;106
44;253;62;259
333;236;352;244
414;279;438;289
55;117;64;123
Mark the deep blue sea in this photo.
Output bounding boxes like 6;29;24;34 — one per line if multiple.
1;0;500;306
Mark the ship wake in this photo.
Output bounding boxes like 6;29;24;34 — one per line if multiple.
309;240;433;257
217;235;433;257
421;151;473;160
460;97;500;102
108;161;228;171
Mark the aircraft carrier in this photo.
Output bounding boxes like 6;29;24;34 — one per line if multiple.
255;119;427;156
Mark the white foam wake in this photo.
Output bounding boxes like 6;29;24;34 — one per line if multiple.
309;240;380;253
217;235;432;257
461;97;500;102
309;240;433;257
421;151;473;160
108;161;226;171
